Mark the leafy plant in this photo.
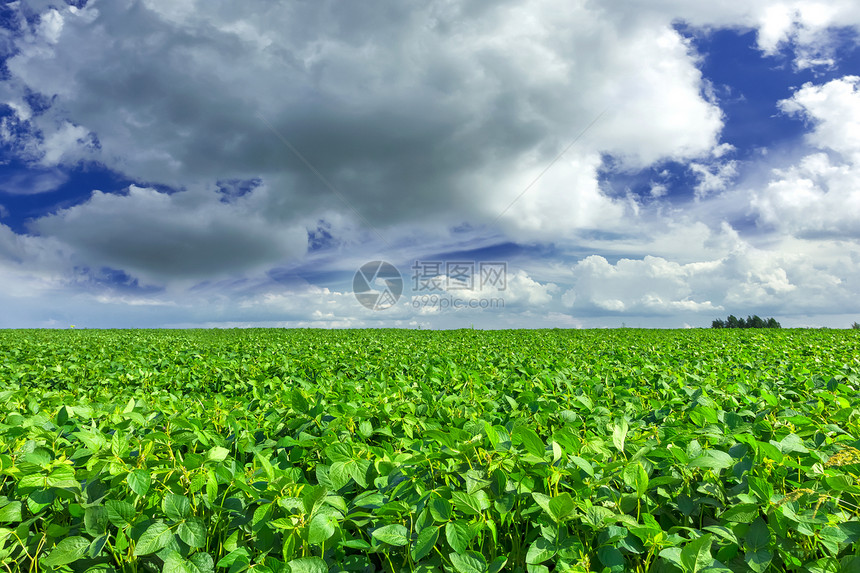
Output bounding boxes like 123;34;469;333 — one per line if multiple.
0;328;858;571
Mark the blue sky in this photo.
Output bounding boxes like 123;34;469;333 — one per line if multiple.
1;0;860;328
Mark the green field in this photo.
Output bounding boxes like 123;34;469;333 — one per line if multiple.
1;329;859;573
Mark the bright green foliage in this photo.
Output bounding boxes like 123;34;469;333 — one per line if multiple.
0;328;859;572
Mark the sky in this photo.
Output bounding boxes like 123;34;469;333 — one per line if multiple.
1;0;860;329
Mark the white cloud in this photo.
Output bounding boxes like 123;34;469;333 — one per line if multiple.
489;152;630;239
561;237;860;319
0;169;67;194
689;160;739;198
37;9;64;44
752;1;856;69
754;76;860;236
649;183;669;198
779;76;860;159
605;0;860;69
564;255;722;315
753;153;860;236
39;121;97;166
1;1;860;327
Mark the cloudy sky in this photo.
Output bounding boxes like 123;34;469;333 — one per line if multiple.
1;0;860;328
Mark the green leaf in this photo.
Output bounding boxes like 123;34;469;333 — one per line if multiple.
755;441;783;464
526;538;556;564
487;556;508;573
778;433;809;454
597;546;625;572
688;450;734;470
177;518;206;549
127;469;151;498
623;462;649;498
162;492;191;521
189;553;215;573
570;455;595;478
133;521;173;556
56;405;70;426
253;503;273;527
452;491;489;516
430;496;452;522
42;536;91;567
747;476;774;503
745;549;773;573
450;551;487;573
532;492;552;516
24;447;52;466
446;520;473;554
547;493;576;522
216;547;250;570
206;470;218;504
106;499;135;528
207;446;230;462
111;430;129;459
328;462;350;490
744;518;772;573
689;405;718;426
825;474;860;493
74;429;106;453
744;517;770;552
513;426;546;458
256;453;275;482
307;513;337;544
346;459;371;488
660;547;683;569
575;395;593;411
551;440;563;462
85;506;109;536
582;505;614;529
720;503;758;523
47;465;79;489
19;473;46;489
611;419;628;453
0;501;22;523
290;389;310;413
163;550;199;573
287;557;328;573
371;524;409;546
82;566;116;573
324;443;352;464
839;521;860;544
412;526;439;562
680;534;713;573
358;420;373;438
840;556;860;573
300;485;328;515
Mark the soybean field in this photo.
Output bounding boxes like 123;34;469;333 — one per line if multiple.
0;328;859;573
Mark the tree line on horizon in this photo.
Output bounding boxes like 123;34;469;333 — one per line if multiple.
712;315;781;329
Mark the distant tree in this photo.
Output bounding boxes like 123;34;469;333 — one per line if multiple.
852;321;860;330
712;314;781;329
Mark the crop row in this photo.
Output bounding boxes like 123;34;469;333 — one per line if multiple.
0;329;859;572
